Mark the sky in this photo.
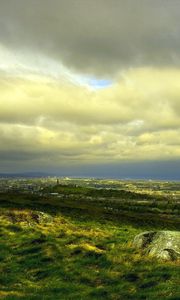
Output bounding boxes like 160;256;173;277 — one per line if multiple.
0;0;180;179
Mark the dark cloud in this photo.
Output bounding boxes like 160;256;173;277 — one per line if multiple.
0;0;180;75
61;160;180;181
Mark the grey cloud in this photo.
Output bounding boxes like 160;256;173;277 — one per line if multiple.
0;0;180;75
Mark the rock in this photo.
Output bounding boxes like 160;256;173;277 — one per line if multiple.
133;231;180;261
32;211;53;223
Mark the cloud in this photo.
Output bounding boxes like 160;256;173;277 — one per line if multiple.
0;1;180;175
0;67;179;171
0;67;179;127
0;0;180;75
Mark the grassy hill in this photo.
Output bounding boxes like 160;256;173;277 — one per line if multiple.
0;185;179;299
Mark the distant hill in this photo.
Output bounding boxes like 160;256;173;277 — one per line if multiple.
0;172;52;178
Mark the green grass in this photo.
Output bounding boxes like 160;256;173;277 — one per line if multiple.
0;188;179;299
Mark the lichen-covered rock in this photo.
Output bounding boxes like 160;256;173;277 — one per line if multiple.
31;211;53;223
133;231;180;261
4;209;53;226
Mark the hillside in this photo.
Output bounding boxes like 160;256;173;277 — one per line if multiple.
0;184;179;299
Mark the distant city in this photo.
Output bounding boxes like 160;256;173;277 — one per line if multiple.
0;177;179;201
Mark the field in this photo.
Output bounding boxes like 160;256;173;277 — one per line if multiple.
0;180;179;299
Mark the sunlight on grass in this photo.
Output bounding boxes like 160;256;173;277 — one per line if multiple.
0;206;179;300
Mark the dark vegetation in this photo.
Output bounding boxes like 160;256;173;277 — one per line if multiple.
0;184;179;299
1;184;179;229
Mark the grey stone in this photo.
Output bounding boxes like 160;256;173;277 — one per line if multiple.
35;211;53;223
133;231;180;261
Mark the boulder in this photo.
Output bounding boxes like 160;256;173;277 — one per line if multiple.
133;231;180;261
